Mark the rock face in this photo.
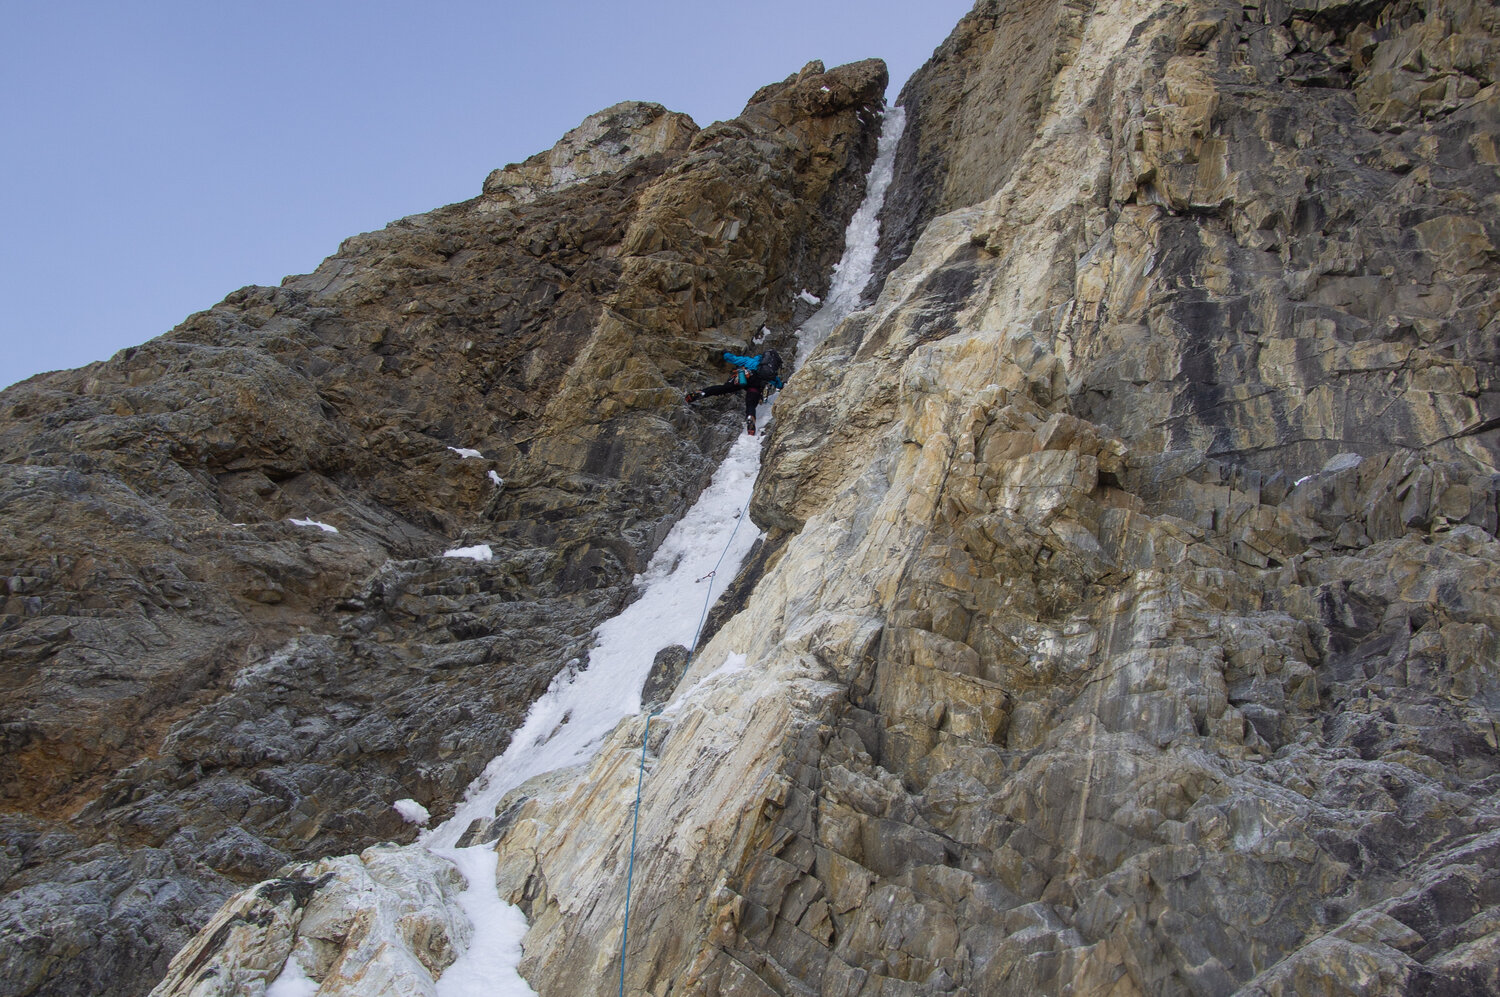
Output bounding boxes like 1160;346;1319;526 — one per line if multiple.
471;1;1500;995
12;1;1500;995
0;59;886;997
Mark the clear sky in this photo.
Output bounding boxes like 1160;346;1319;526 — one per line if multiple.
0;0;974;390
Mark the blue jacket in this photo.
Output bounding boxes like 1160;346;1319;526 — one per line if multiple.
724;352;784;389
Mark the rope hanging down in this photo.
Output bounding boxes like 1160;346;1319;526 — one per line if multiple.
618;504;748;997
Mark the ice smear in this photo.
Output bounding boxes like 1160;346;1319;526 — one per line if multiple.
449;447;484;458
795;105;906;369
394;799;431;825
443;544;493;561
417;103;909;995
265;956;318;997
288;518;338;533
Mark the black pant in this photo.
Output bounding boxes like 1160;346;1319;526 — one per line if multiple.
696;380;763;417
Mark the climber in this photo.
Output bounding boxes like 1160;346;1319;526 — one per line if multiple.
684;349;784;436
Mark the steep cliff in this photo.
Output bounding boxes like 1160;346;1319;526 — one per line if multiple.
487;0;1500;994
10;0;1500;995
0;61;887;997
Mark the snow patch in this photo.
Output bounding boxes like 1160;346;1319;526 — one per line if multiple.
393;799;431;826
448;447;483;459
489;471;505;487
265;956;319;997
431;846;537;997
798;289;822;305
288;518;338;533
443;544;493;561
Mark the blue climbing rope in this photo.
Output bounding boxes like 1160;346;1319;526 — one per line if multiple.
618;501;749;997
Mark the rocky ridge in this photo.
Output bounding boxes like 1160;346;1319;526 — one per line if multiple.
0;60;887;997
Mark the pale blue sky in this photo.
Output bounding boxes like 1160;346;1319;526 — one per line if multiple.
0;1;974;390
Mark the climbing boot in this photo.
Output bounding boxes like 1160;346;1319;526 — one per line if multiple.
685;391;703;403
746;414;756;436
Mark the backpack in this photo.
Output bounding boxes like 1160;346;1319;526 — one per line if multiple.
756;349;783;383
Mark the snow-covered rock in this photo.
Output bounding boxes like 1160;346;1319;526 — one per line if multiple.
441;544;492;561
151;847;468;997
288;517;338;533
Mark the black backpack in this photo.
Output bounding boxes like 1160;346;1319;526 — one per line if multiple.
756;349;783;383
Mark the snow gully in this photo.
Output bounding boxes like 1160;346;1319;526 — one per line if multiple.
266;101;911;997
